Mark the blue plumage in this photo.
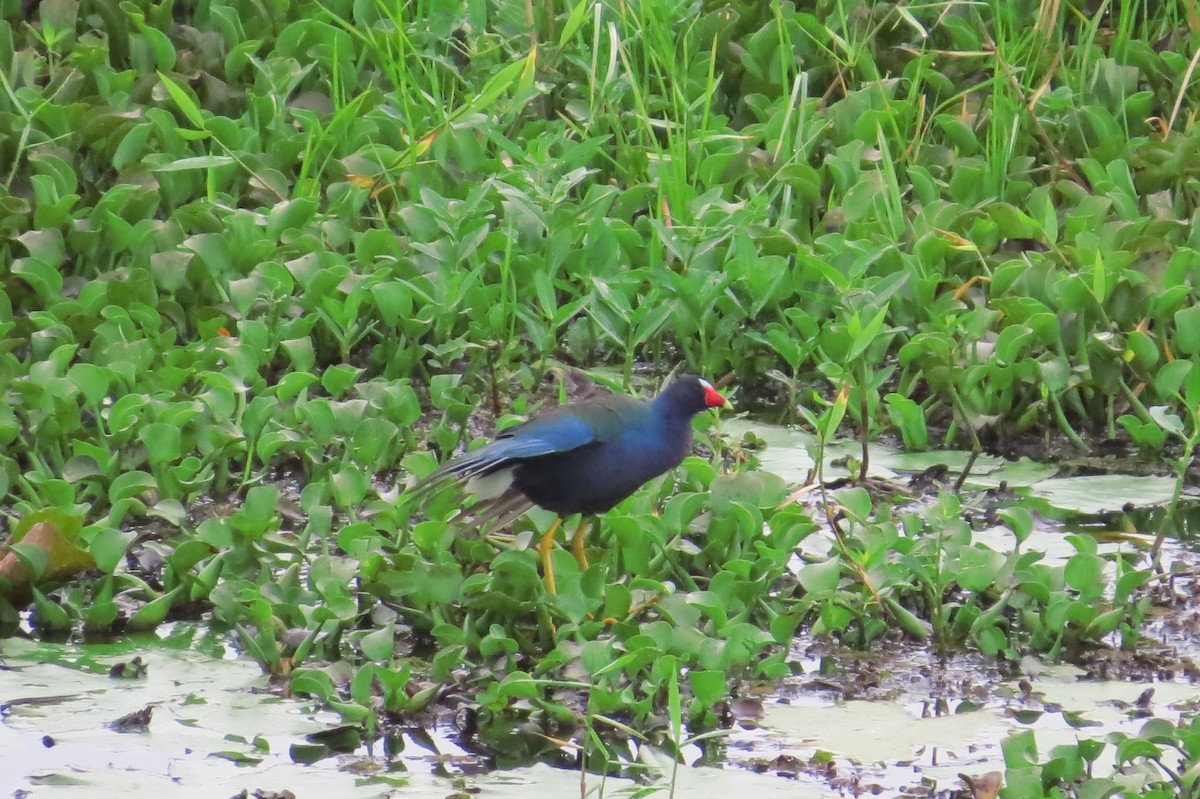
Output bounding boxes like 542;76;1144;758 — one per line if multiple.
407;375;729;591
410;375;729;526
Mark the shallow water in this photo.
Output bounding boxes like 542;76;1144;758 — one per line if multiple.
6;423;1200;797
0;634;817;797
6;618;1197;798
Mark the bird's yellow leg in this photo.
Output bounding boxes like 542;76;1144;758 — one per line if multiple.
570;516;590;570
537;517;563;595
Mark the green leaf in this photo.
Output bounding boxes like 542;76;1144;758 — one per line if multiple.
884;393;928;449
848;304;889;361
883;596;931;640
109;471;157;503
31;588;72;630
559;0;591;45
128;587;182;631
1175;305;1200;356
330;464;368;507
322;364;361;397
1154;360;1192;398
88;526;135;573
1064;553;1104;593
359;624;395;661
290;669;334;701
8;541;49;581
688;669;727;707
11;258;64;301
461;51;532;118
150;156;235;172
956;546;1005;592
241;485;280;526
156;70;205;127
1001;729;1039;768
139;422;182;465
797;558;841;597
974;624;1007;656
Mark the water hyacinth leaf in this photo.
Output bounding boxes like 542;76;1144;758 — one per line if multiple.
11;258;64;302
266;198;318;240
109;471;158;504
1118;415;1167;450
31;588;73;630
1174;305;1200;355
330;465;368;508
1148;406;1185;436
321;364;361;397
708;471;787;512
62;456;102;483
412;521;451;554
128;587;183;631
974;624;1007;656
499;672;539;700
1002;728;1039;768
797;558;840;596
997;507;1033;545
884;393;928;449
18;228;66;267
281;338;317;372
241;485;280;527
88;527;136;573
66;363;110;405
290;669;335;701
84;587;119;631
1154;360;1192;398
1;511;93;596
1086;607;1125;638
956;546;1006;592
836;486;873;520
183;233;231;276
359;624;394;661
882;596;931;640
689;669;727;706
1064;553;1105;594
6;542;50;582
139;423;182;464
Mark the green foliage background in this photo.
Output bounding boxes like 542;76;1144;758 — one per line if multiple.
4;0;1200;785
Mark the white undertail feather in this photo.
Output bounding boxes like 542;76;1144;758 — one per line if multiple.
465;467;515;500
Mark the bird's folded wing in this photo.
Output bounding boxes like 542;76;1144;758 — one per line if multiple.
408;414;597;504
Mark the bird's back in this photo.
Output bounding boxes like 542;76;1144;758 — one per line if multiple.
511;399;692;516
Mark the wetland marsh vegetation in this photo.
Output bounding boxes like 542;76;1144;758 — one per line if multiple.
5;0;1200;795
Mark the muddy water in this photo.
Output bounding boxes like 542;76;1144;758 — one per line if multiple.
717;419;1200;796
6;421;1200;797
0;633;809;797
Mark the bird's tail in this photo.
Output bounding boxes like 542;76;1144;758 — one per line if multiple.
404;441;535;532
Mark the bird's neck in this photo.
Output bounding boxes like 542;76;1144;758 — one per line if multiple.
653;384;690;421
652;392;695;433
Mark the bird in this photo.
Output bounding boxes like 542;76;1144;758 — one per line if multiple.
409;375;731;593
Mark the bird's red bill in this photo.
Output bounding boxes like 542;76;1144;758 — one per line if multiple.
700;380;729;409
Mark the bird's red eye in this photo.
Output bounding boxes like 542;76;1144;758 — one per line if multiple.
701;381;728;408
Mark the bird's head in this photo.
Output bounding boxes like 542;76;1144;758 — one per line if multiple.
698;378;732;411
661;375;732;416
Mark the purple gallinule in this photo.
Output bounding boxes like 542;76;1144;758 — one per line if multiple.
412;376;731;592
